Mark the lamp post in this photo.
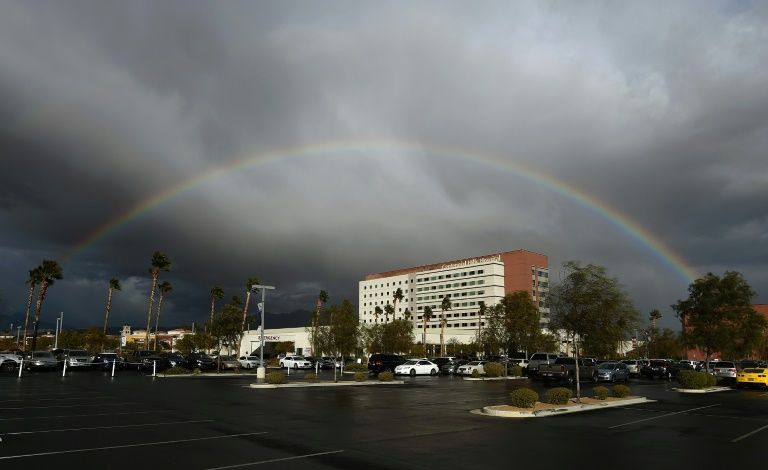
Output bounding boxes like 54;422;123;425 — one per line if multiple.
251;284;275;380
16;326;21;347
54;312;63;349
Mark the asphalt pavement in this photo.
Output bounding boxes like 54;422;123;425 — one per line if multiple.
1;369;767;469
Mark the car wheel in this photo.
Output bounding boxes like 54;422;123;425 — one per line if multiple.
430;369;437;376
410;369;416;377
610;374;616;383
592;373;599;383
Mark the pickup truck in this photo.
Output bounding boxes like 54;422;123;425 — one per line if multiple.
535;357;597;385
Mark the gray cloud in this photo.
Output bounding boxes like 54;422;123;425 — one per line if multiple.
1;1;767;331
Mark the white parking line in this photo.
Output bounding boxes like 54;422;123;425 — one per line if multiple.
0;396;109;403
205;450;345;469
0;410;157;421
0;401;137;410
3;419;212;435
609;404;720;429
731;423;768;443
0;432;267;460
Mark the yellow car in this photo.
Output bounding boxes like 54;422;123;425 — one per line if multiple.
736;368;768;388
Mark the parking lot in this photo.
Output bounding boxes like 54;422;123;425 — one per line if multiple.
1;370;768;469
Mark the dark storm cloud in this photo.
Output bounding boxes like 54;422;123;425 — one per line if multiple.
1;1;767;330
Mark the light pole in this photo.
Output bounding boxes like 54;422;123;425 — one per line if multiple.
16;326;21;347
251;284;275;380
54;312;63;349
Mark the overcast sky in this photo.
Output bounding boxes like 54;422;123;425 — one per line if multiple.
1;1;766;332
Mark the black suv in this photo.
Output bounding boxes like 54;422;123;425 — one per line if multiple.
125;350;169;371
367;354;405;374
185;353;216;370
640;360;678;379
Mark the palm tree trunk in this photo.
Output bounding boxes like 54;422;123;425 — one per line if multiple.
153;292;165;350
145;274;158;350
241;290;252;331
440;319;445;356
22;284;35;352
422;318;427;354
103;287;114;335
30;281;49;352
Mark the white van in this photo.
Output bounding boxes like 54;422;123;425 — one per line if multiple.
527;352;561;373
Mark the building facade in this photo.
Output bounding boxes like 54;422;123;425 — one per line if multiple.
358;250;550;335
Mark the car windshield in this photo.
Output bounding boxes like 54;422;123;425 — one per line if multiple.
716;362;735;368
293;356;306;360
530;354;547;360
598;363;616;369
467;361;482;366
33;352;53;358
68;350;88;356
744;368;765;374
402;360;418;365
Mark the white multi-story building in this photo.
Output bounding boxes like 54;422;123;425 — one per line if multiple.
359;250;550;335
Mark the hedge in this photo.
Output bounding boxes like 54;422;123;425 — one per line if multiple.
593;386;610;400
509;388;539;408
344;363;368;372
612;384;631;398
266;371;287;384
378;371;394;382
544;387;572;405
677;370;714;389
163;366;190;375
471;369;480;378
354;371;367;382
305;373;318;381
509;365;523;377
484;362;504;377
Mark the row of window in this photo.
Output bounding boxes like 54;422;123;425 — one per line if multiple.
417;290;485;302
361;319;486;328
362;290;414;298
362;279;414;290
417;269;484;283
532;280;549;288
532;269;549;278
417;279;485;292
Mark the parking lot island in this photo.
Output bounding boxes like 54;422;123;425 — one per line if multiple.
478;396;654;418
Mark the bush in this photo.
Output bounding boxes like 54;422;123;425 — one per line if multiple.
378;371;394;382
471;369;480;378
677;370;711;389
544;387;572;405
509;388;539;408
612;384;631;398
706;373;717;387
192;368;202;375
344;363;368;372
305;373;318;381
266;371;286;384
354;371;367;382
593;386;610;400
509;365;523;377
267;357;279;367
483;362;504;377
163;366;190;375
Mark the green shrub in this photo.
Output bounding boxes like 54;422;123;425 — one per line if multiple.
267;357;279;367
163;366;190;375
544;387;572;405
354;371;367;382
344;363;368;372
509;388;539;408
677;370;711;389
266;371;286;384
593;386;610;400
378;371;394;382
510;365;523;377
612;384;631;398
706;373;717;387
471;369;480;378
192;368;202;375
305;373;318;381
484;362;504;377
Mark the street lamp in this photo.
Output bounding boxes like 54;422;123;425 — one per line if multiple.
54;312;63;349
251;284;275;380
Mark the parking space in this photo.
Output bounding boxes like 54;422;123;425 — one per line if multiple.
1;372;767;469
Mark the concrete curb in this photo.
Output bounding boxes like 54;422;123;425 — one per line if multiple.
249;380;404;388
478;397;654;418
464;376;527;382
157;373;255;378
672;386;733;394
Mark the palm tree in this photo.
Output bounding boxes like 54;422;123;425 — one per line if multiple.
477;300;487;350
209;286;224;326
422;306;433;354
103;278;122;335
145;251;171;349
312;290;329;357
374;306;383;324
384;304;394;323
153;281;172;350
649;309;662;330
392;288;404;320
30;260;63;352
403;308;411;321
241;277;260;332
22;267;42;352
440;295;452;356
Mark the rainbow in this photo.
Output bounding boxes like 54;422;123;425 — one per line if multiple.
66;140;699;283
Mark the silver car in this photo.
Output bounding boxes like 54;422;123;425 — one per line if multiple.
713;361;737;379
594;362;630;383
61;349;92;368
25;351;58;370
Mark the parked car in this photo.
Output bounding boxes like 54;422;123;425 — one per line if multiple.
279;355;312;369
160;352;189;369
367;354;406;374
536;357;597;384
394;359;439;376
24;351;58;371
737;360;764;371
58;349;92;369
185;353;216;371
640;360;678;379
594;362;630;383
91;352;124;371
510;358;530;369
430;357;454;370
238;355;263;369
621;360;643;376
0;351;23;372
713;361;738;380
440;359;469;375
736;367;768;389
527;352;561;374
127;350;170;371
697;361;721;373
318;356;342;369
456;361;487;376
216;355;240;370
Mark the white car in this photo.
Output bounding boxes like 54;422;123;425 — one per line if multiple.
238;355;263;369
456;361;487;376
394;359;439;376
279;355;312;369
